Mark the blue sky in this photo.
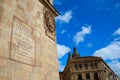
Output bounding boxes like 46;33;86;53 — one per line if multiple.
53;0;120;77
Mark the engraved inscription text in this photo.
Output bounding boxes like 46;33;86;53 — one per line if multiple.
10;16;36;66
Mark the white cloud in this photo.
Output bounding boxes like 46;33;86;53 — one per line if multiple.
108;60;120;77
87;43;92;48
61;30;66;34
114;2;120;14
96;0;105;4
54;0;62;5
93;41;120;60
113;27;120;41
113;27;120;36
115;3;120;10
57;44;71;59
93;28;120;77
114;37;120;41
58;61;65;72
74;26;92;45
56;10;72;23
68;34;71;38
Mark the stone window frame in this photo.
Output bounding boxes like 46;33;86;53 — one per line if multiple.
85;63;88;69
94;62;98;68
91;62;94;69
75;64;78;70
79;64;82;69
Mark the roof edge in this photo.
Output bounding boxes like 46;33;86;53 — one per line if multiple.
40;0;59;16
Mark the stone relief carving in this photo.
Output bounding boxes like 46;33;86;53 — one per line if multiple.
16;0;26;11
44;7;56;41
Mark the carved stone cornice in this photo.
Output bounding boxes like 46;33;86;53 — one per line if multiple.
39;0;59;16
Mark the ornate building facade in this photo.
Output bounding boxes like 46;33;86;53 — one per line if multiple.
60;48;120;80
0;0;59;80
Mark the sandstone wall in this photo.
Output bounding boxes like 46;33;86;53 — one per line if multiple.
0;0;59;80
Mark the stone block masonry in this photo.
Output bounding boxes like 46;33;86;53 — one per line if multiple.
0;0;59;80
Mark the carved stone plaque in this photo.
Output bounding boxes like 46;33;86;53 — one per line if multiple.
44;7;56;41
10;16;36;66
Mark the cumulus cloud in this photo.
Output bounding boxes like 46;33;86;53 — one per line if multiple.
57;44;71;59
113;27;120;41
114;37;120;41
74;26;92;45
53;0;62;5
93;41;120;60
58;61;65;72
56;10;72;23
87;43;92;48
115;3;120;10
93;27;120;77
113;27;120;36
61;30;66;34
108;60;120;77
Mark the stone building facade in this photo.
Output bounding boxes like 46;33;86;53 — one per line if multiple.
60;48;120;80
0;0;59;80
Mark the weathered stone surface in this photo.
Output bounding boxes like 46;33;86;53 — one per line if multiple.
0;0;59;80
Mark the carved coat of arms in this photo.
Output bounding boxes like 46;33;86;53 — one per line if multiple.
44;7;56;41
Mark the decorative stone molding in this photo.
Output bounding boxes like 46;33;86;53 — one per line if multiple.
44;7;56;41
39;0;59;16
